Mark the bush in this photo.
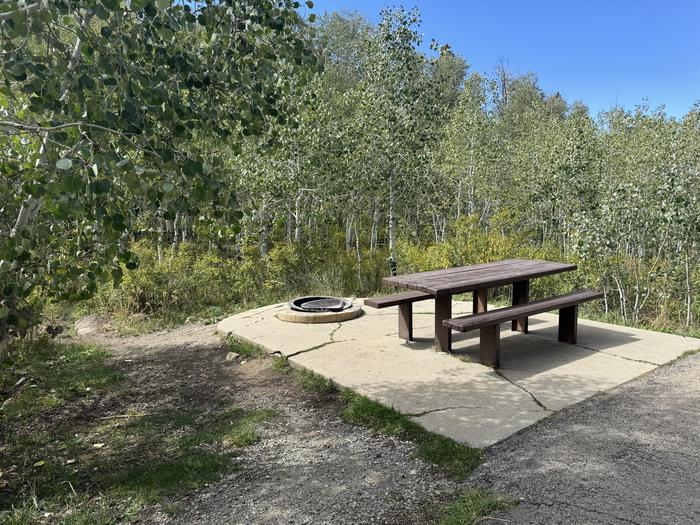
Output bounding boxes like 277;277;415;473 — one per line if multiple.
61;217;698;337
79;240;241;324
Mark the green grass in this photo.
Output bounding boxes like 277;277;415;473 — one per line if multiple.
437;489;513;525
105;305;231;336
227;336;266;359
272;357;336;394
680;347;700;359
0;338;276;524
0;338;124;420
340;390;482;479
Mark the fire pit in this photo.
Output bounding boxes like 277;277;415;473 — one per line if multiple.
278;296;362;323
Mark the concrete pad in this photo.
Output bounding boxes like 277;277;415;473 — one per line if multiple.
523;313;700;364
290;336;545;448
290;336;537;413
411;406;549;448
217;299;700;447
217;302;344;356
456;332;656;411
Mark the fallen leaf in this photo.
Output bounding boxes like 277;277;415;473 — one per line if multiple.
65;459;76;465
92;443;105;449
33;460;45;467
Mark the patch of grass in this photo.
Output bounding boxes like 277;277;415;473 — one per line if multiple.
0;338;124;421
437;489;513;525
293;367;335;394
107;305;230;336
106;449;234;502
680;347;700;359
340;390;482;479
179;406;277;448
110;310;186;336
0;493;142;525
0;338;276;523
227;336;266;359
272;357;335;394
271;355;289;372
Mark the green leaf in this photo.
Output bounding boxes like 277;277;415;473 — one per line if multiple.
62;175;83;194
131;0;149;10
111;267;123;286
56;158;73;170
182;159;202;177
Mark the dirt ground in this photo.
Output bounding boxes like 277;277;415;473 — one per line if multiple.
80;323;466;524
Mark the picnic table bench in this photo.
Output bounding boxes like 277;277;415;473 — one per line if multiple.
364;259;602;368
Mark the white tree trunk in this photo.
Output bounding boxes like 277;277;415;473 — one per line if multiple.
172;212;181;253
157;218;165;265
294;193;303;243
388;182;397;276
685;251;693;327
354;223;363;288
345;215;354;252
370;199;380;254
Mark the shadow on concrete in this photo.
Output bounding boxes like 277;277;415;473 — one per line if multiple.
445;320;640;377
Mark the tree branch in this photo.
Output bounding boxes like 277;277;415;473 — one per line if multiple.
0;120;162;159
0;2;43;22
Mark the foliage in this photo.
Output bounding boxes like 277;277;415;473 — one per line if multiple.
74;238;390;331
2;4;699;339
227;9;700;334
0;0;319;337
81;240;240;326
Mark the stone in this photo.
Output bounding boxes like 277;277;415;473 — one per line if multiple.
74;314;109;335
225;352;239;361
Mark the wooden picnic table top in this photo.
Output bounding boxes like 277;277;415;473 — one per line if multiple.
382;258;577;296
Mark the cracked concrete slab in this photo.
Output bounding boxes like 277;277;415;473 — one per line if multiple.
217;299;700;447
520;312;700;364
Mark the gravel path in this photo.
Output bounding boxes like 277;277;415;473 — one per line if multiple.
82;323;463;525
471;352;700;524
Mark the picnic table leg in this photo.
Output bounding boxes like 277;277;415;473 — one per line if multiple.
479;325;500;368
511;279;529;333
473;288;488;313
558;305;578;344
434;294;452;352
398;303;413;342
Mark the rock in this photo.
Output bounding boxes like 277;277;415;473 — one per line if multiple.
225;352;239;361
74;315;109;335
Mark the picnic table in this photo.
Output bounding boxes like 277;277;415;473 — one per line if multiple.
381;258;578;353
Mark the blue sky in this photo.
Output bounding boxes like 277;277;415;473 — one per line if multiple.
312;0;700;118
